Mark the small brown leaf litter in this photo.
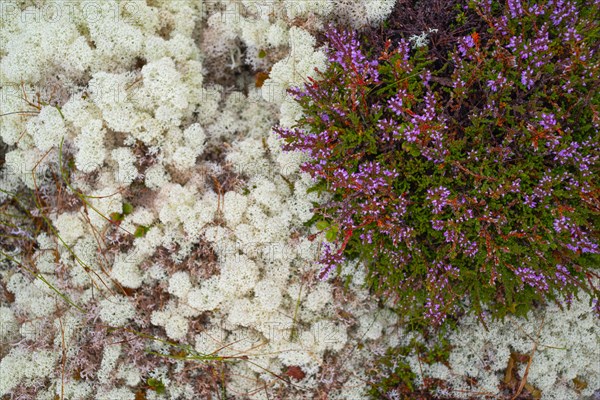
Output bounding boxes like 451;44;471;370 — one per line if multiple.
285;365;306;381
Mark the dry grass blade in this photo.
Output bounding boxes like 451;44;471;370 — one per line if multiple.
510;316;545;400
58;317;67;400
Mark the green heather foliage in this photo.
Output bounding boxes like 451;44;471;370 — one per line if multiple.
275;0;600;327
367;336;452;399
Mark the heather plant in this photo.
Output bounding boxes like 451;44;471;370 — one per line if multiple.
275;0;600;328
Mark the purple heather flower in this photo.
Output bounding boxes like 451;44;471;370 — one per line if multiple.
528;3;546;15
402;124;420;142
495;15;511;36
553;215;571;233
554;142;580;164
555;264;570;286
515;267;549;292
318;242;345;281
360;231;374;245
443;229;457;244
439;261;460;278
476;0;492;14
539;113;557;130
550;0;578;26
510;178;521;193
431;220;444;231
391;196;409;218
426;186;451;214
507;0;524;18
577;154;595;175
332;168;350;187
521;67;535;89
567;236;599;254
457;35;475;57
488;72;508;92
523;194;536;208
385;225;415;246
453;78;465;89
464;241;479;258
397;39;412;72
520;44;532;60
331;105;347;118
593;298;600;318
288;86;307;101
388;93;404;116
507;35;523;51
466;149;479;161
565;292;574;306
532;180;553;200
346;161;399;196
325;26;379;83
422;92;438;120
377;118;400;142
424;292;447;326
421;69;432;86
